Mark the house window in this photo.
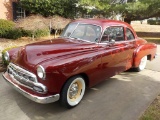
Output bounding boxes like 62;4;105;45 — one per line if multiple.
12;2;26;20
16;7;25;19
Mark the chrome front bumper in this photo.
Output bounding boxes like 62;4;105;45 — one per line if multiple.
2;72;60;104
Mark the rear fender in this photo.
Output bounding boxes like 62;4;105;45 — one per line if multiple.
133;43;157;67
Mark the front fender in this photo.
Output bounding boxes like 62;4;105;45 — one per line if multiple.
133;43;157;67
40;51;101;93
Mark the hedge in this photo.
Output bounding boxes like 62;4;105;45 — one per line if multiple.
6;28;23;40
0;19;50;39
0;19;15;38
34;28;50;38
147;19;160;25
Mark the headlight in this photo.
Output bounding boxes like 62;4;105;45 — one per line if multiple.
37;65;46;79
3;51;10;62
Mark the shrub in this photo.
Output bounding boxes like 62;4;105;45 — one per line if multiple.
34;28;50;38
0;19;15;38
6;28;23;39
21;29;33;37
21;28;49;38
147;19;160;25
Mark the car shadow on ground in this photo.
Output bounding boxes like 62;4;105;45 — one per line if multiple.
10;69;160;120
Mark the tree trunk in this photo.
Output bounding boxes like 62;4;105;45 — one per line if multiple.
124;18;132;24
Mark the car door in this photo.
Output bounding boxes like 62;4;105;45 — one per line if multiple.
98;26;136;80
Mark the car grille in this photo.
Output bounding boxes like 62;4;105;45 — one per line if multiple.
7;63;37;88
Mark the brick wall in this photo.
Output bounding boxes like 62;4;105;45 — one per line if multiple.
0;0;17;20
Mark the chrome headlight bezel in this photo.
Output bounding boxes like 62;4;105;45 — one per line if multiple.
3;51;10;62
37;65;46;80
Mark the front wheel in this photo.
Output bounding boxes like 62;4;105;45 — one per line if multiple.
135;56;147;72
60;76;86;108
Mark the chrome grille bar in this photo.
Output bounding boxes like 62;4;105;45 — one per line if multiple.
8;63;37;82
7;63;47;94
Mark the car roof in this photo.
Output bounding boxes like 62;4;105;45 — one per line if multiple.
72;19;138;38
72;19;132;29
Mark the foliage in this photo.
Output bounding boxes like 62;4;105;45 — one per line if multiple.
147;19;160;25
139;95;160;120
15;15;48;31
34;28;50;38
0;19;15;38
110;0;160;23
17;0;160;24
6;28;23;39
19;0;78;18
80;0;160;23
77;0;111;17
20;28;50;38
21;29;33;37
15;15;71;38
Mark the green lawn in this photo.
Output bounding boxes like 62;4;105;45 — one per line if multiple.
138;35;160;120
134;25;160;120
139;95;160;120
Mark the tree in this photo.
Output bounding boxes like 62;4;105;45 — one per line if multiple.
113;0;160;24
19;0;160;24
79;0;160;24
19;0;78;18
78;0;111;17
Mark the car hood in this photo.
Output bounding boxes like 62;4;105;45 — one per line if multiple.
13;38;97;67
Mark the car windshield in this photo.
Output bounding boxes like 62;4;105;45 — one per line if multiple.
60;23;101;43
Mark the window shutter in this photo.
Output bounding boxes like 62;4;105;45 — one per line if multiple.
12;2;18;20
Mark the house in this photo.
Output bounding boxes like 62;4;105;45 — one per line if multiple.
0;0;25;21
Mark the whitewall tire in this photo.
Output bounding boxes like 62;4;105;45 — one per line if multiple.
135;56;147;72
60;76;86;108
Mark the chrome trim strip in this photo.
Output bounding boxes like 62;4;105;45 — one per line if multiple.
2;72;60;104
9;72;48;94
8;63;37;82
7;63;47;94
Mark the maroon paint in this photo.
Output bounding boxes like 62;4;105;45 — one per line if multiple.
6;19;157;96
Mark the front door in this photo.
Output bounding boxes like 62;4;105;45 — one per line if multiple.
98;26;136;80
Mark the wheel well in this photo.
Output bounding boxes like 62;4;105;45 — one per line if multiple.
147;54;151;60
78;73;89;87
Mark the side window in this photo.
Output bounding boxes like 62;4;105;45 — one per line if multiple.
126;28;135;40
101;26;124;42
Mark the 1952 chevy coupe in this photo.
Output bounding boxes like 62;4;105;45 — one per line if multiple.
2;19;157;108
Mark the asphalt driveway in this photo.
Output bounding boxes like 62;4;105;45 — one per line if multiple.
0;45;160;120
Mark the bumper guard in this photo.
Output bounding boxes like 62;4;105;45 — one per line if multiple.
2;72;60;104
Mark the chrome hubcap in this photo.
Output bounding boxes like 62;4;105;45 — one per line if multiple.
69;82;79;99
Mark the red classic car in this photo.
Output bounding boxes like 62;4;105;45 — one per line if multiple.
2;19;157;108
